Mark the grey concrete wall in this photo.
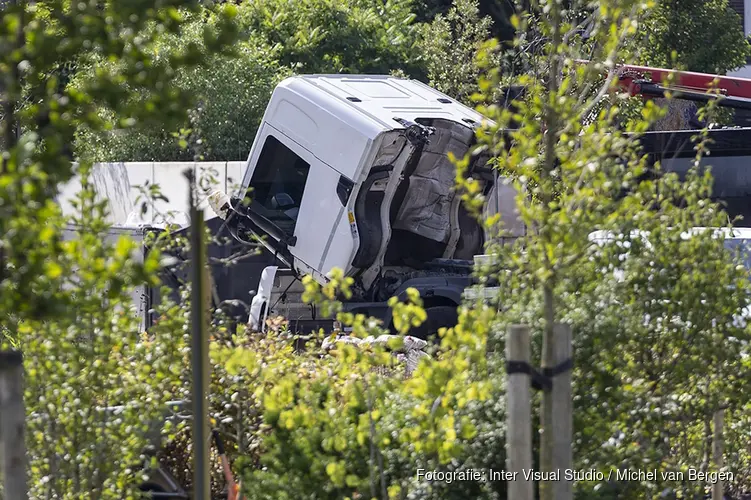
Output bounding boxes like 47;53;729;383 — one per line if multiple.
58;161;247;226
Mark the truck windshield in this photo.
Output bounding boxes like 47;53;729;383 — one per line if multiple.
248;135;310;238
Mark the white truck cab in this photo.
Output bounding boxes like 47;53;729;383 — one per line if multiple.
210;74;523;336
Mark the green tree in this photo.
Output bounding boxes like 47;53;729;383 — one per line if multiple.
418;0;501;104
0;0;239;497
73;0;427;162
640;0;751;74
465;1;751;498
73;26;288;162
0;0;238;323
15;169;189;498
570;200;751;498
237;0;422;76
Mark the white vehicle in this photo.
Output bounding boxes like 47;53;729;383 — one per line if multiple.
208;74;523;338
207;74;751;338
62;224;157;332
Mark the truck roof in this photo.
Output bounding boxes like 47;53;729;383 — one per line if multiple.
274;74;489;139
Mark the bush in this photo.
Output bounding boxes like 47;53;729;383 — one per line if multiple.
74;17;287;162
73;0;427;162
236;0;423;76
200;277;507;500
12;170;186;498
417;0;500;105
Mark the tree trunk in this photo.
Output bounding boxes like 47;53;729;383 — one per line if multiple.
538;0;562;491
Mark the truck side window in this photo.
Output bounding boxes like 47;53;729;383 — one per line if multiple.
248;135;311;238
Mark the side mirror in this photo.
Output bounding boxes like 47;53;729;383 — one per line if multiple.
208;190;231;220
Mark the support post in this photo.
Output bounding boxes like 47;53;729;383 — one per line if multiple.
552;323;573;500
540;319;554;500
0;350;27;499
712;409;725;500
506;325;533;500
189;172;211;500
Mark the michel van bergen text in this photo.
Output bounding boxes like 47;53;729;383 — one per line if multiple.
416;468;734;484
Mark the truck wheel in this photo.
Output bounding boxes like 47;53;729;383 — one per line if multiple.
409;305;458;341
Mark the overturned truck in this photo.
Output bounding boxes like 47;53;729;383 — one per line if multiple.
198;71;751;339
79;63;735;342
205;74;525;338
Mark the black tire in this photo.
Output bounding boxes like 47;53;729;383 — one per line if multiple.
408;305;458;341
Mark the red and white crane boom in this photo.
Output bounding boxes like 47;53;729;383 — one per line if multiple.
610;62;751;110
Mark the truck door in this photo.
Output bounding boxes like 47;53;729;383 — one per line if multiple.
242;123;347;279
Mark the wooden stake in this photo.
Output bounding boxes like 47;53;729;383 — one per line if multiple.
712;409;725;500
188;170;211;500
506;325;533;500
552;323;573;500
0;350;27;499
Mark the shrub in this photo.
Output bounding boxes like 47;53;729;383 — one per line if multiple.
236;0;422;76
74;18;287;162
13;169;186;498
417;0;500;105
202;276;508;500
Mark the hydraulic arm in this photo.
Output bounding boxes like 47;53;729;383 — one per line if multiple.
611;62;751;110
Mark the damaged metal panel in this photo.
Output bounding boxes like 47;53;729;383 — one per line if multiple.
62;225;151;333
485;177;526;243
392;120;474;243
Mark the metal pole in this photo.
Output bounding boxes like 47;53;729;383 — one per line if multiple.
188;171;211;500
0;350;27;499
506;325;533;500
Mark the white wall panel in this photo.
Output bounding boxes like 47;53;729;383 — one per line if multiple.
226;161;246;196
58;162;154;225
58;162;235;226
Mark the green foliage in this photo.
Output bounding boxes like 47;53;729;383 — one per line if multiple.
571;216;751;497
418;0;501;104
0;1;237;497
74;18;288;162
640;0;751;74
0;0;238;322
146;293;267;497
12;169;186;498
74;0;426;162
209;277;507;500
463;0;751;497
138;1;751;499
237;0;422;76
4;0;751;499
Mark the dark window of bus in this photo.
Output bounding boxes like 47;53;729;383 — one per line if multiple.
248;135;310;238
